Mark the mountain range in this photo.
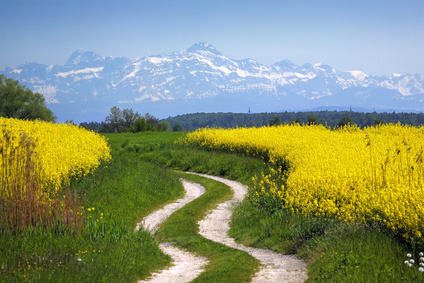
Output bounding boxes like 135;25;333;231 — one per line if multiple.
1;42;423;122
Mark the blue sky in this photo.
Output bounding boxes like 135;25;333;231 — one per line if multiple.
1;0;423;76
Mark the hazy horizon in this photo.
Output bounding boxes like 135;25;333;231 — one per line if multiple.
1;0;423;76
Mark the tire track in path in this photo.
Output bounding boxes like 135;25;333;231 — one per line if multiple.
187;172;308;283
136;179;208;283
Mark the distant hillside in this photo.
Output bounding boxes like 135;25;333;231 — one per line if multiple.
163;111;424;131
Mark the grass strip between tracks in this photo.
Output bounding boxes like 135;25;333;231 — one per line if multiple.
154;173;260;283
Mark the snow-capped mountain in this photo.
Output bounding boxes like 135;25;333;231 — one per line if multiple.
2;42;423;122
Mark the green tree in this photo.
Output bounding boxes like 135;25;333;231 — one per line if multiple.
157;121;171;132
173;123;184;132
144;113;159;131
105;106;124;133
374;118;385;125
338;115;352;127
289;117;302;125
0;75;55;121
122;108;140;130
306;114;319;125
134;117;148;132
269;116;282;126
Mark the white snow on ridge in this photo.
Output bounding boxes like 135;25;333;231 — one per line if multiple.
313;63;325;71
236;69;250;77
118;62;142;83
32;85;59;103
197;57;232;75
148;57;173;64
347;70;368;81
56;67;104;78
135;94;150;102
382;76;424;96
216;65;232;75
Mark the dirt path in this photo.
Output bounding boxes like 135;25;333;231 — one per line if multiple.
187;172;308;283
137;173;307;283
137;180;208;283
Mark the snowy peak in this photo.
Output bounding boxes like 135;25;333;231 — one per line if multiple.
1;42;423;123
186;42;222;55
347;70;368;81
272;59;298;71
65;50;103;66
313;63;335;73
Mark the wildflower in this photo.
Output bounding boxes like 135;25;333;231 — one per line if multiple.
419;267;424;272
184;124;424;243
410;259;415;264
0;118;111;193
420;252;424;257
407;253;412;258
404;260;409;265
77;258;81;262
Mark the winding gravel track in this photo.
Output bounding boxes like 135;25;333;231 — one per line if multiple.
187;172;308;283
137;180;208;283
137;173;307;283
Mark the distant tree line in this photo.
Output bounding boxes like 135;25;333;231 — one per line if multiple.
80;106;184;133
163;111;424;131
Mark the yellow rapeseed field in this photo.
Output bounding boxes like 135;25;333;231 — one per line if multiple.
1;117;111;195
184;124;424;242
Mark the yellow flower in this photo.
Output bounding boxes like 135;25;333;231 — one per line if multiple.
1;117;111;204
184;124;424;244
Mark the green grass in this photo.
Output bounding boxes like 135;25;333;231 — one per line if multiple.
155;173;260;282
125;131;424;282
229;200;424;282
0;132;185;282
3;131;424;282
0;229;167;282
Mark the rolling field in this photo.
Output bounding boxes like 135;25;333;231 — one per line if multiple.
1;118;423;282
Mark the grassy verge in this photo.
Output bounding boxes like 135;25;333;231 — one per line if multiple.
230;201;424;282
155;173;260;282
1;132;185;282
129;132;424;282
4;131;423;282
137;142;270;186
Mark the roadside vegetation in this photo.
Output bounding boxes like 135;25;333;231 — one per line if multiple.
155;173;260;282
2;116;424;282
112;129;424;282
0;124;183;282
182;124;424;282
